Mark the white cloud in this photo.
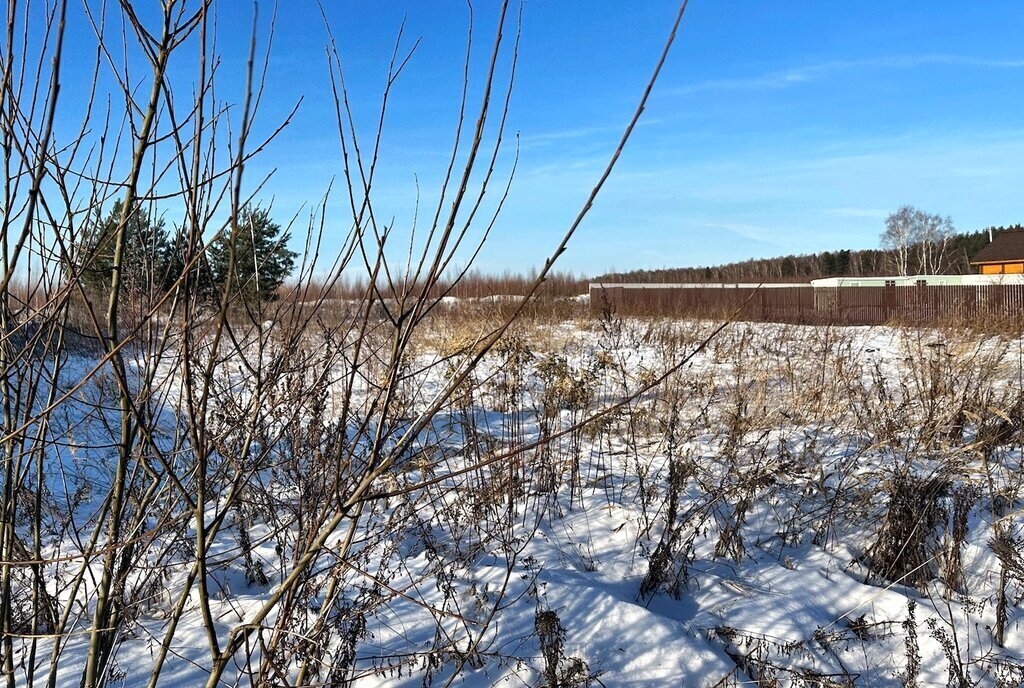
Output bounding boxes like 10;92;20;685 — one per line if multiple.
671;54;1024;95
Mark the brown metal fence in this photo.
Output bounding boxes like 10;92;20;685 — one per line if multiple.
589;284;1024;325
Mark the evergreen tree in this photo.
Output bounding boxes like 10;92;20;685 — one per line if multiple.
81;200;174;296
208;207;297;306
161;224;214;299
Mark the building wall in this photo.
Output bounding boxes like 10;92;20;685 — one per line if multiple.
980;262;1024;274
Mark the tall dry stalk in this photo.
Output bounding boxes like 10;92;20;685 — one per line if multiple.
0;1;691;686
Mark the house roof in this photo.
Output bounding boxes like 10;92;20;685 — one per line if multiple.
971;229;1024;264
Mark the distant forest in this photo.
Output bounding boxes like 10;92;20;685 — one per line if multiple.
597;226;1022;284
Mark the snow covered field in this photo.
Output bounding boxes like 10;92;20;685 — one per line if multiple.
7;317;1024;687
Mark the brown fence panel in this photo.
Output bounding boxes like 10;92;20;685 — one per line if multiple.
590;283;1024;325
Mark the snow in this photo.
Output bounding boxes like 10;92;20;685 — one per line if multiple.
11;318;1024;686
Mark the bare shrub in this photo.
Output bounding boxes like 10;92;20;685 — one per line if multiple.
866;473;948;589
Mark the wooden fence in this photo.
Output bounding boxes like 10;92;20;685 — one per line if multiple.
589;284;1024;325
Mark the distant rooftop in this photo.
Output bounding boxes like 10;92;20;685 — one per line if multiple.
971;229;1024;264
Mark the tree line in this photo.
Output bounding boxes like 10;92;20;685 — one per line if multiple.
600;215;1018;284
81;200;1018;298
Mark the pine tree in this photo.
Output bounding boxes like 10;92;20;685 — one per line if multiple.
208;207;297;306
160;224;214;300
80;200;173;296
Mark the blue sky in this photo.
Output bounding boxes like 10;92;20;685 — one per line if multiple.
54;2;1024;276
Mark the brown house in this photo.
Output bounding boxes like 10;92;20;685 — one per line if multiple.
971;229;1024;274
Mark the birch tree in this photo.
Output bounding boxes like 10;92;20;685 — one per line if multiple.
881;205;955;276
